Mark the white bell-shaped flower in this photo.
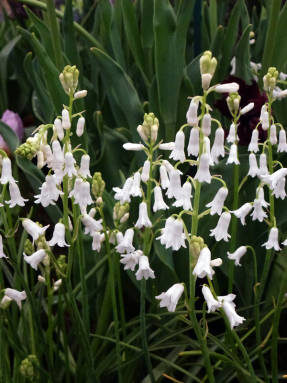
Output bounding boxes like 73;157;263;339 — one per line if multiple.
43;144;53;168
153;186;168;212
130;172;142;197
232;203;252;225
136;254;155;280
54;118;64;141
194;153;211;183
248;129;259;153
251;199;267;222
227;123;238;144
141;160;150;182
135;202;152;229
278;129;287;153
257;186;269;208
166;169;182;199
6;181;28;208
64;152;77;178
186;99;199;126
24;249;47;270
0;234;7;258
261;168;287;190
48;222;69;247
270;124;277;145
210;212;231;242
215;82;239;93
157;217;175;247
202;113;211;136
227;246;247;266
206;187;228;216
240;102;254;115
193;247;221;279
120;250;141;271
211;127;225;163
202;285;221;313
35;175;63;207
258;153;269;176
262;227;281;251
22;219;49;243
0;157;15;184
221;297;245;329
203;136;214;165
156;283;184;312
272;177;286;199
76;116;85;137
163;160;182;177
4;288;26;309
187;127;200;157
170;131;185;162
159;142;175;151
116;228;135;254
113;177;133;204
92;232;105;252
62;109;71;129
157;217;186;251
159;165;170;190
74;181;93;211
247;153;259;178
81;214;103;235
69;177;82;199
260;105;269;130
227;144;239;165
78;154;91;178
51;140;64;172
123;143;145;151
173;182;193;210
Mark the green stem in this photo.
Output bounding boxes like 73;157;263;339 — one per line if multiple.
45;0;63;70
45;267;54;382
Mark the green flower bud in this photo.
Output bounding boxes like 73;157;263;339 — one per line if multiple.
227;92;241;115
24;239;34;256
19;355;39;381
190;236;206;267
92;172;105;199
15;137;39;160
56;255;67;278
200;51;217;90
113;202;129;225
59;65;79;95
138;113;159;144
263;67;279;93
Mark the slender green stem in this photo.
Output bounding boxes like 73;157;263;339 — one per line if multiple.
45;267;54;382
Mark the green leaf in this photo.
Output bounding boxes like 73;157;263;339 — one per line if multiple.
0;121;19;152
63;0;81;68
208;0;218;38
271;2;287;71
235;24;252;84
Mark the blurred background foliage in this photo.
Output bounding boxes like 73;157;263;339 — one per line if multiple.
2;0;287;381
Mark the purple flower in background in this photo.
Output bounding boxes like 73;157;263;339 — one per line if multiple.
1;110;24;152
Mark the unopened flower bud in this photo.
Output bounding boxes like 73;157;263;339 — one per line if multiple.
24;239;34;256
19;355;39;380
92;172;105;198
263;67;279;93
113;202;129;224
137;113;159;143
62;109;71;130
227;92;241;115
189;235;205;266
59;65;79;95
76;117;85;137
74;90;87;99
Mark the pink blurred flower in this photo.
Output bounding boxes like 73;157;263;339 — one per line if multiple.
1;110;24;152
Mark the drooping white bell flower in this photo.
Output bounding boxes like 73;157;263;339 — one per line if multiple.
120;250;141;271
187;127;200;157
162;160;182;177
130;172;142;198
74;181;93;211
0;234;7;258
227;144;240;165
135;202;152;229
37;150;45;169
62;108;71;130
169;131;185;162
113;177;133;204
92;232;105;252
51;140;64;172
262;227;281;251
116;228;135;254
203;136;214;166
278;129;287;153
135;254;155;280
64;152;77;178
240;102;254;115
251;199;267;222
78;154;91;178
194;153;211;183
260;168;287;190
248;129;259;153
157;217;175;247
210;212;231;242
202;285;221;313
226;123;238;144
123;143;145;151
211;127;225;163
227;246;247;266
81;214;103;235
206;187;228;216
247;153;259;178
141;160;150;182
159;165;169;190
43;144;53;168
54;118;64;141
4;288;27;309
202;113;211;136
186;99;199;126
6;181;28;208
76;116;85;137
202;73;213;90
159;142;175;151
270;124;277;145
173;182;193;210
0;157;15;184
48;222;69;247
35;175;63;207
272;177;286;199
24;249;47;270
215;82;239;93
258;153;269;176
157;217;186;251
156;283;184;312
260;105;269;131
22;219;49;243
257;186;269;208
153;186;168;212
193;247;221;279
166;169;182;199
69;177;82;199
232;203;252;225
221;297;245;329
